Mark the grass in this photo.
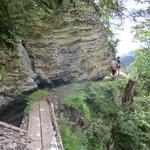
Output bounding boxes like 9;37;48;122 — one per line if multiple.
24;89;49;115
62;80;126;121
60;121;88;150
26;89;48;102
60;79;127;149
63;91;91;122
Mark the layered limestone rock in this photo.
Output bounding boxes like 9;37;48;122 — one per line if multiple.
0;2;114;111
26;5;114;85
0;44;37;113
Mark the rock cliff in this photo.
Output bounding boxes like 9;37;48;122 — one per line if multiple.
26;5;113;85
0;44;37;113
0;2;114;112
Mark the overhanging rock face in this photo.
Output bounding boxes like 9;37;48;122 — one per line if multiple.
0;3;114;113
26;6;114;85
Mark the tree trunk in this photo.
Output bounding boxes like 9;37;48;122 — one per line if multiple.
122;79;137;104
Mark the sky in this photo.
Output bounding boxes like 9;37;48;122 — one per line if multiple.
116;19;140;56
95;0;147;56
116;0;148;56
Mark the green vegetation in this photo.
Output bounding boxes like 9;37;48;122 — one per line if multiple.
133;49;150;94
63;80;125;120
63;91;91;121
60;122;88;150
0;0;124;48
24;89;49;115
0;0;94;79
99;0;124;52
0;0;149;149
60;80;150;150
26;89;48;102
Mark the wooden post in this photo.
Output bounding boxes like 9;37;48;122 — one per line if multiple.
122;79;137;104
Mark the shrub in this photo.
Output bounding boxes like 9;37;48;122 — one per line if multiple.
60;122;88;150
63;91;91;122
87;119;111;150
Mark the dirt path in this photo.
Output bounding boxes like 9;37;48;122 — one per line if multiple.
48;82;84;100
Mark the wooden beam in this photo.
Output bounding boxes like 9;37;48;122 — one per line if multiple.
39;100;54;149
27;102;42;150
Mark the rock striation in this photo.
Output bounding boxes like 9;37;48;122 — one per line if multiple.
0;43;37;113
0;3;114;112
26;5;113;85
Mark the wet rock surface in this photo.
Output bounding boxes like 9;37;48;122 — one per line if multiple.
0;43;37;114
0;96;14;114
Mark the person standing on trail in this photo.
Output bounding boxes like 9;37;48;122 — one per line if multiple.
116;56;121;76
111;58;118;80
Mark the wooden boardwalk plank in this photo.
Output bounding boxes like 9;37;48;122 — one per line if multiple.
27;99;63;150
27;102;41;150
40;100;55;149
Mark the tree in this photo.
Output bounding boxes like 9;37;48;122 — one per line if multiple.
131;0;150;94
0;0;52;49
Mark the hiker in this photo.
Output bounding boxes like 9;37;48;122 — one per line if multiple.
116;56;121;76
111;58;118;80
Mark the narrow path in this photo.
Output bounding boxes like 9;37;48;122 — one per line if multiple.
27;99;64;150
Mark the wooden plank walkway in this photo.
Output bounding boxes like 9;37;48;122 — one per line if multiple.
27;100;64;150
27;102;41;149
